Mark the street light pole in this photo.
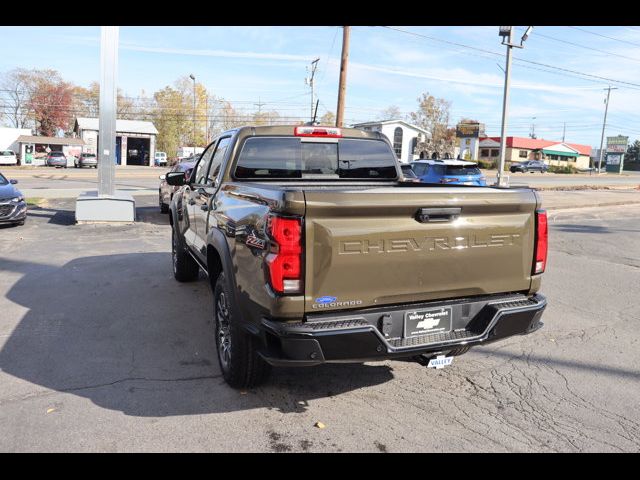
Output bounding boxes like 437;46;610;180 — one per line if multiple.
190;74;196;150
497;27;514;187
497;26;533;187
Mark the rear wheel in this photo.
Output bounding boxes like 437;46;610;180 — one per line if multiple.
159;191;169;213
448;345;471;356
171;226;199;282
214;272;271;388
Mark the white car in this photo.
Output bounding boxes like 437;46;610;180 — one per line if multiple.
155;151;167;166
0;150;17;165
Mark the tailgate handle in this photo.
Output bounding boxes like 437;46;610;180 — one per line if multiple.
416;207;461;223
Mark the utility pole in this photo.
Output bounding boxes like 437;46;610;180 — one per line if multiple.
205;95;209;143
336;26;350;128
305;59;320;122
190;74;196;149
530;117;536;139
254;97;267;125
254;97;266;114
497;26;534;187
562;122;566;143
597;85;617;173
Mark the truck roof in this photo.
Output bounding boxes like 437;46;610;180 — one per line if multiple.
224;125;385;141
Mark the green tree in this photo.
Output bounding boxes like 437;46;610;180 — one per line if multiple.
625;139;640;165
152;77;210;155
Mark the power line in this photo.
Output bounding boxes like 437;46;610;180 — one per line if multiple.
318;26;340;87
380;26;640;90
568;26;640;48
519;28;640;64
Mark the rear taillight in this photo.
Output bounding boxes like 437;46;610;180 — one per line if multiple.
533;209;548;274
294;126;342;137
266;215;303;294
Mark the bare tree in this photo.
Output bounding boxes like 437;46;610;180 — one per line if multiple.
378;105;404;121
410;93;452;144
320;111;336;125
0;68;36;129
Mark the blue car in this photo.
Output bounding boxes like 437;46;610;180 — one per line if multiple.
410;159;487;186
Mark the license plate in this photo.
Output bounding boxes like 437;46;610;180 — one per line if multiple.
427;355;454;369
404;307;452;338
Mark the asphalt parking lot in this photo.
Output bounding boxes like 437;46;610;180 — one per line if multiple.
0;196;639;452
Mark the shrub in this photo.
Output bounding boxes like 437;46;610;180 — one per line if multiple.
548;164;579;174
477;160;493;169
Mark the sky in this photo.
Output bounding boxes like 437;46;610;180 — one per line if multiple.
1;25;640;147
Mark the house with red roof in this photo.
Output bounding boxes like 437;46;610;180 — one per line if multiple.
478;136;592;170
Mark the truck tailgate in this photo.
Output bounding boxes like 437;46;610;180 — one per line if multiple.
303;187;538;313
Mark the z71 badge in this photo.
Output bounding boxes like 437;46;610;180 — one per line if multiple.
246;231;266;250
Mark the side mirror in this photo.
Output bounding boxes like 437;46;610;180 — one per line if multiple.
166;171;186;186
10;179;18;184
159;174;166;180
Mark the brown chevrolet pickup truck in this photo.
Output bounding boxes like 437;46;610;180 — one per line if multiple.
166;125;548;388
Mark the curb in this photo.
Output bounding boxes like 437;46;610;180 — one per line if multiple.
546;200;640;211
533;185;640;191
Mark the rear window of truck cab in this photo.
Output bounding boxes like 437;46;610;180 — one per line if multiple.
233;137;398;180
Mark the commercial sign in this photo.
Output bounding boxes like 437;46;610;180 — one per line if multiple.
607;154;622;165
605;136;628;173
456;123;483;138
606;135;628;153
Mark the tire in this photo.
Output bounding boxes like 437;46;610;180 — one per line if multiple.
214;272;271;388
160;194;169;213
448;345;471;356
171;225;199;282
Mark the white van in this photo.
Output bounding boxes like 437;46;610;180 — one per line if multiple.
0;150;17;165
155;151;167;166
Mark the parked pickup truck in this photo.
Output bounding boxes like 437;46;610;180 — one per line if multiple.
166;125;548;388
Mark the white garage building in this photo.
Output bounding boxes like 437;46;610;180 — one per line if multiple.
352;120;430;163
73;117;158;166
